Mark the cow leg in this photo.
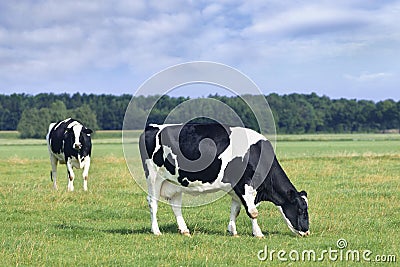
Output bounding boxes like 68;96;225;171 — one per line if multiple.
66;161;75;192
243;184;259;219
50;155;58;190
170;192;190;236
227;198;241;237
147;181;163;236
146;160;163;235
82;157;90;191
251;218;264;238
237;185;264;238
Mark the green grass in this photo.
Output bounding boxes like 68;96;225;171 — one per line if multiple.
1;133;399;266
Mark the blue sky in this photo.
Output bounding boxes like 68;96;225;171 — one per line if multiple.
0;0;399;101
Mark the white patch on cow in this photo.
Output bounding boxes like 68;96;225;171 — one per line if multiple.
229;127;266;158
162;145;178;172
152;150;232;196
66;120;81;129
149;123;181;130
216;127;267;185
160;180;178;200
301;195;309;206
277;206;298;235
53;118;71;130
72;123;83;148
70;154;90;169
243;184;258;218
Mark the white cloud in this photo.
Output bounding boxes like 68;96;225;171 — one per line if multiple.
243;5;369;39
344;72;394;82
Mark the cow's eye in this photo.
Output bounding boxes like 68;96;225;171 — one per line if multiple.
299;209;307;215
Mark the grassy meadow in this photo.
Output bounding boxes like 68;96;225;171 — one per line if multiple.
0;131;399;266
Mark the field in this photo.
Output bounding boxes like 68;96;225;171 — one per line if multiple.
1;132;399;266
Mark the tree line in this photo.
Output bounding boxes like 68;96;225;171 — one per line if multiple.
0;92;399;138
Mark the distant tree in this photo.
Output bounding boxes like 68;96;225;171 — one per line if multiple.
49;100;68;122
17;108;51;138
0;103;9;130
71;104;99;131
375;99;398;130
124;101;147;129
3;92;400;135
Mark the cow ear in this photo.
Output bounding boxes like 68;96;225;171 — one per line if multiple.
299;190;307;197
83;128;93;135
287;189;297;203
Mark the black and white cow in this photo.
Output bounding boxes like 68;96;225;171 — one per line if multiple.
139;123;309;237
46;118;93;191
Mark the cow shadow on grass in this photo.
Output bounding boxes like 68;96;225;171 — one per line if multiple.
55;223;295;237
55;222;182;236
54;223;149;236
102;223;227;236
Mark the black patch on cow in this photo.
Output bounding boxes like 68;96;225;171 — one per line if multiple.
147;123;231;186
222;140;274;189
143;125;160;158
152;146;164;168
221;140;276;217
49;118;74;154
164;153;176;175
139;131;149;177
139;126;163;177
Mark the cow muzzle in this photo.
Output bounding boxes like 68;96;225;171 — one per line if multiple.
299;230;310;237
74;143;82;150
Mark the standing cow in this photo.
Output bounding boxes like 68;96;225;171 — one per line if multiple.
139;123;309;237
46;118;93;191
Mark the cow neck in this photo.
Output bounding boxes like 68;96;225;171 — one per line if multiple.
257;157;297;206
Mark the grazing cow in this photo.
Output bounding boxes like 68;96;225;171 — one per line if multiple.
46;118;93;191
139;123;309;237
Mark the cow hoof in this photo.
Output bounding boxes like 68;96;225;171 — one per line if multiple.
67;182;74;192
233;234;240;238
153;231;162;236
254;234;265;239
180;230;191;237
227;230;239;237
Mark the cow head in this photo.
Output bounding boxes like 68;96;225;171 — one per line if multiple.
65;123;93;152
278;190;310;236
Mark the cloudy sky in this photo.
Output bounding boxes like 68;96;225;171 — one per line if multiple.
0;0;399;100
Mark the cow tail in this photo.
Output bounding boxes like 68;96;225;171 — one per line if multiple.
50;170;53;182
